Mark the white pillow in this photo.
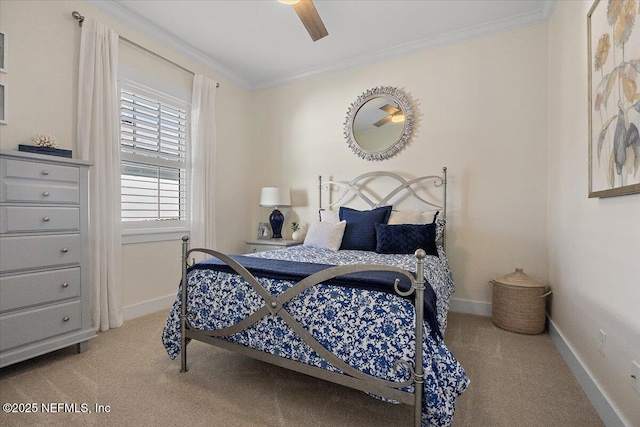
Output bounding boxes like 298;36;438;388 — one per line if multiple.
420;210;440;224
303;220;346;251
388;210;421;225
388;210;440;224
319;209;340;223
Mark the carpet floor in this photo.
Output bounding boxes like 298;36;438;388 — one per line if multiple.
0;311;603;427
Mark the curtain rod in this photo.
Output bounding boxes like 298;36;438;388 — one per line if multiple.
71;11;220;88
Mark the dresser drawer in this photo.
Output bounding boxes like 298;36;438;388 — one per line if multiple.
1;158;79;183
1;181;80;204
0;300;82;351
0;234;80;273
0;206;80;233
0;267;81;313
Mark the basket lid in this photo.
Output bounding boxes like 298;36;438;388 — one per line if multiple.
493;268;545;288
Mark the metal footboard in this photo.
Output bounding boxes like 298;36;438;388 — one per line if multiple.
179;236;427;427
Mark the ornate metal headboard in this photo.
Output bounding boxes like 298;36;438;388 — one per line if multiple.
318;168;448;247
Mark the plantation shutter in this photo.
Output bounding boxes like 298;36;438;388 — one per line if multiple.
119;84;188;225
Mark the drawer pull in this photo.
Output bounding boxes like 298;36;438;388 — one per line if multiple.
61;282;69;288
63;317;70;322
42;170;50;175
61;248;69;253
43;191;50;197
43;216;50;222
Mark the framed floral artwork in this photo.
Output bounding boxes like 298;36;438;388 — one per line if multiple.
588;0;640;198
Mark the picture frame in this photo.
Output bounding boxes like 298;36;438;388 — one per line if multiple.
257;222;272;240
0;83;6;125
587;0;640;198
0;31;5;73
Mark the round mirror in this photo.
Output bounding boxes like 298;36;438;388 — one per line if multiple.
344;87;415;161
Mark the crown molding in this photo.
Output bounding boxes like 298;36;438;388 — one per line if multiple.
84;0;253;90
85;0;556;93
253;0;557;91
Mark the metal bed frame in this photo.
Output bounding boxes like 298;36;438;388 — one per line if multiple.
319;168;447;249
179;168;447;427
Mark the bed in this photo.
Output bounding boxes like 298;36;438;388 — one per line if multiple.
162;169;469;427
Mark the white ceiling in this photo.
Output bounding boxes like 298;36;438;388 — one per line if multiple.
87;0;556;91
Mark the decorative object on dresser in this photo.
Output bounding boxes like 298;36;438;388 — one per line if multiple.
259;187;291;239
489;268;551;335
245;238;302;253
0;150;95;367
31;134;58;148
18;134;72;158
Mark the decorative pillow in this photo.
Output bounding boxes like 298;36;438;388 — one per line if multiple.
375;223;438;256
420;210;440;224
388;210;422;225
303;220;346;251
388;210;439;225
318;209;340;223
339;206;392;251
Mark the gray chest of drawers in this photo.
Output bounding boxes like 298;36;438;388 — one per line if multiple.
0;150;95;367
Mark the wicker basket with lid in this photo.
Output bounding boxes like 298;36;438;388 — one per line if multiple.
490;268;551;334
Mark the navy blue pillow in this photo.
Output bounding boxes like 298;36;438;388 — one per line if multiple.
339;206;392;251
375;223;438;256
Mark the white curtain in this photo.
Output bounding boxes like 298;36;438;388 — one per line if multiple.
190;75;218;250
77;19;123;332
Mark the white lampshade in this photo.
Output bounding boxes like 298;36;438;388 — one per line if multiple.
260;187;291;208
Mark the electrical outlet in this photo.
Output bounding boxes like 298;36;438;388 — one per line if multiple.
633;361;640;394
598;329;606;356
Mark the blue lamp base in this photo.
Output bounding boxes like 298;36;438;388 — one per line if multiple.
269;208;284;239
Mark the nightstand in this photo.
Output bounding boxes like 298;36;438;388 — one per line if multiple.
245;239;302;253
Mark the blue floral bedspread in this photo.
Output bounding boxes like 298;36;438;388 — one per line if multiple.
162;246;469;426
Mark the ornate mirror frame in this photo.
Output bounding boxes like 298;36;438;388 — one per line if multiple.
343;86;415;161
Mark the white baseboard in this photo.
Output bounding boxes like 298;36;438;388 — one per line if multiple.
547;317;627;427
449;297;492;317
448;301;626;426
122;294;176;321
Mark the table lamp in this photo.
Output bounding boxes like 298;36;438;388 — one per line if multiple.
260;187;291;239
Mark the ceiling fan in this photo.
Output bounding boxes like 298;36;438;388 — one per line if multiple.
279;0;329;42
373;104;405;127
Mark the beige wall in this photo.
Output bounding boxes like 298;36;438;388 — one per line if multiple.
251;23;550;305
0;0;255;312
547;2;640;425
0;0;551;311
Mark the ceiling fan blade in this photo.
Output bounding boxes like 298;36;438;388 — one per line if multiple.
373;115;392;128
292;0;328;42
379;104;400;114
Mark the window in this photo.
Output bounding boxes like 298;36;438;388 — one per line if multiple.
119;80;190;241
